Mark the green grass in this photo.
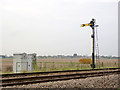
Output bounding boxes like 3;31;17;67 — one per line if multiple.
36;62;119;72
36;62;92;72
1;61;119;74
1;72;13;74
37;62;80;64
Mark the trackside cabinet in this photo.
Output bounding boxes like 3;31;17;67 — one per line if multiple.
13;53;37;73
27;53;37;71
13;53;28;73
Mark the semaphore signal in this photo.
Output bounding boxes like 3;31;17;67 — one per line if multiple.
80;18;99;69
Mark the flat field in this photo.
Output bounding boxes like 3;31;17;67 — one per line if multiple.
1;58;119;73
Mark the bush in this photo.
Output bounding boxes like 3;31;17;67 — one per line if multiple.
5;66;13;73
79;59;92;64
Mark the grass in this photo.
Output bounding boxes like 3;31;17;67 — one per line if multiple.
36;62;118;72
1;58;119;74
35;62;91;72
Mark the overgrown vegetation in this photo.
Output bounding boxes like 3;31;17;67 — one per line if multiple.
36;61;118;72
4;65;13;73
2;58;119;73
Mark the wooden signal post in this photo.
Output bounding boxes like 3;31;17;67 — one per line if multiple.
80;18;97;69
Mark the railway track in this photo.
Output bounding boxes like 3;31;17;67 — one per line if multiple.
0;68;120;87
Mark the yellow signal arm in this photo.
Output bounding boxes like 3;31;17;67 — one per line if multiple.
80;23;91;27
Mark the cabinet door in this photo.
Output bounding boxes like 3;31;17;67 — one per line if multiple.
28;62;32;71
16;62;21;72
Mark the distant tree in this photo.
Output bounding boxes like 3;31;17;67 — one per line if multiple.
73;53;77;57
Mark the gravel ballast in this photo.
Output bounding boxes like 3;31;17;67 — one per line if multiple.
3;74;120;88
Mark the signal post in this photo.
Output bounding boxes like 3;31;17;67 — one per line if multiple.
80;18;96;69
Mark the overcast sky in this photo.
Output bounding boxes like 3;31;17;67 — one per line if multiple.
1;0;119;56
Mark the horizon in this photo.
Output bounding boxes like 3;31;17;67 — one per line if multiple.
0;54;118;57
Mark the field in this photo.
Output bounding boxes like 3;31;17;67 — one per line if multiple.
1;58;119;73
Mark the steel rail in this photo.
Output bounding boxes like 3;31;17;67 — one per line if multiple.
1;68;120;87
1;67;119;78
